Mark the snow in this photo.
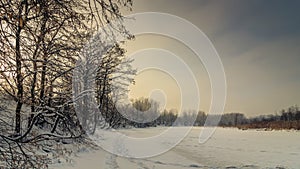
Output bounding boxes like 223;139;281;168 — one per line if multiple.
53;127;300;169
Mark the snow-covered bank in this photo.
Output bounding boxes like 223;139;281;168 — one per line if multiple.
53;127;300;169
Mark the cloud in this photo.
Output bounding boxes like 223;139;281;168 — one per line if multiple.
125;0;300;116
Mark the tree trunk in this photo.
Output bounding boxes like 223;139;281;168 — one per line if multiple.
29;7;47;128
51;116;60;133
39;55;47;105
15;5;24;134
29;58;37;128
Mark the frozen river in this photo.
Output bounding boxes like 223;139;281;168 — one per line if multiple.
54;127;300;169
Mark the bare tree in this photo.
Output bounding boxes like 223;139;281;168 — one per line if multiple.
0;0;133;167
73;32;136;132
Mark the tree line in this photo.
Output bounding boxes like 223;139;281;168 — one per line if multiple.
0;0;134;168
128;98;300;130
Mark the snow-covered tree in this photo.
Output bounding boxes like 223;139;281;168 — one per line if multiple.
0;0;133;168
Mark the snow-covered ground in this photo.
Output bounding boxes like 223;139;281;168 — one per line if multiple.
53;127;300;169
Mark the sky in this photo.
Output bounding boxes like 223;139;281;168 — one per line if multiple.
121;0;300;117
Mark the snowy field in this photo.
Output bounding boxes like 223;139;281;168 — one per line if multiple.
53;127;300;169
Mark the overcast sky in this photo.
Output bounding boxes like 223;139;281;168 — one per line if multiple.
123;0;300;117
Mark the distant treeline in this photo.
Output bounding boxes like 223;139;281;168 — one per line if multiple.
237;106;300;130
127;98;300;130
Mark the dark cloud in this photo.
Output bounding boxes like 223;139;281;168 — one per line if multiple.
127;0;300;116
